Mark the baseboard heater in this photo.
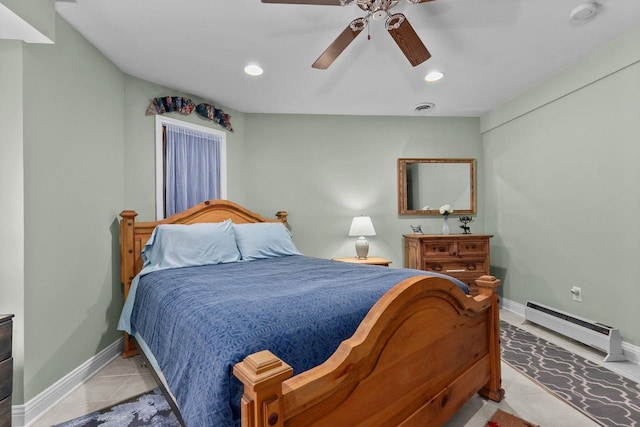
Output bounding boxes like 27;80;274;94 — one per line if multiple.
524;301;625;362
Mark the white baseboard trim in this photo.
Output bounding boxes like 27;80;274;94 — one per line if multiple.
12;337;123;427
500;297;640;366
500;297;526;317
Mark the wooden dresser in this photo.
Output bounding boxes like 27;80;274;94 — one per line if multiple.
403;234;492;295
0;315;14;427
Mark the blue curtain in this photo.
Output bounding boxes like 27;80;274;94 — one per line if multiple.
165;123;222;217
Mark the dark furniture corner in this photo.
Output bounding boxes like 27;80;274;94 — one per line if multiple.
0;314;14;427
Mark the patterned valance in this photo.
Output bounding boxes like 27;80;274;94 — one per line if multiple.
146;96;233;132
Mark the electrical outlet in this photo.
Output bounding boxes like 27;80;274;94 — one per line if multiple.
571;286;582;302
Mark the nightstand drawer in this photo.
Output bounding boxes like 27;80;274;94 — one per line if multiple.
0;321;11;362
0;358;12;402
0;395;10;427
422;260;487;275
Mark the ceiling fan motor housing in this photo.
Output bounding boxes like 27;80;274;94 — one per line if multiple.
357;0;398;13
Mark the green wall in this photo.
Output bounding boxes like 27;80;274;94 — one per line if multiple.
21;15;125;401
3;5;639;414
481;27;640;346
243;114;483;266
0;39;25;403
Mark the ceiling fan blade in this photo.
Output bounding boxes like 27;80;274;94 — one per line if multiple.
386;14;431;67
261;0;345;5
312;18;365;69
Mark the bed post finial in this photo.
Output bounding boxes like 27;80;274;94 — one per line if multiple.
275;211;288;226
234;350;293;427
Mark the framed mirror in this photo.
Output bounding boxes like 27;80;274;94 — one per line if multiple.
398;158;476;216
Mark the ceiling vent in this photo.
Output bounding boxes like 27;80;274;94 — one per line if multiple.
414;102;435;114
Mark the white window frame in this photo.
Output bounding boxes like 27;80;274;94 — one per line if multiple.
155;115;227;220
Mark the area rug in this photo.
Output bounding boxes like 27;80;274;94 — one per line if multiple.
500;321;640;427
52;387;181;427
486;409;539;427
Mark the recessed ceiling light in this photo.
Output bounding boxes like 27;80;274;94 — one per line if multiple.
424;71;444;82
244;64;263;76
569;3;599;22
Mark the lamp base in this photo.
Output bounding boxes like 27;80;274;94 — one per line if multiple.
355;236;369;259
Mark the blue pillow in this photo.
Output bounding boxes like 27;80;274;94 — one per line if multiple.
142;220;240;269
233;222;302;261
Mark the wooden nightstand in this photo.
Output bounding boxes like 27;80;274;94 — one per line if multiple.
333;257;392;267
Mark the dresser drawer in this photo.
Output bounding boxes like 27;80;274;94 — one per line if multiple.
452;274;484;291
0;358;12;402
422;259;487;275
421;242;456;257
457;240;488;256
0;395;10;427
0;320;11;362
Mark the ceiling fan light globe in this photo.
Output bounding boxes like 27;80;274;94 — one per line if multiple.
356;0;373;11
385;13;405;30
350;17;368;31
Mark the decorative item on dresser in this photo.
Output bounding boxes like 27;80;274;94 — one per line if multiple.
0;314;14;427
404;234;492;296
333;257;391;267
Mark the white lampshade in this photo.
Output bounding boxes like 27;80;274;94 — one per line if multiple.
348;216;376;259
348;216;376;237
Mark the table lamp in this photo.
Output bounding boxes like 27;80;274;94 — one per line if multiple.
348;216;376;259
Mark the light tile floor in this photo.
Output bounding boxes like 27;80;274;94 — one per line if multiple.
30;310;640;426
30;355;157;427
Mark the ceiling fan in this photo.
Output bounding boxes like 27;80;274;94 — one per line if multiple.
262;0;435;69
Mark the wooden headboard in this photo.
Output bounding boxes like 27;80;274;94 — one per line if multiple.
120;199;288;293
119;199;287;357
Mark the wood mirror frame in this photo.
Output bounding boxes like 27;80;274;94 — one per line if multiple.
398;158;476;216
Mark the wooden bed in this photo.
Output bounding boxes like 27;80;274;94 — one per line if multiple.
119;199;504;427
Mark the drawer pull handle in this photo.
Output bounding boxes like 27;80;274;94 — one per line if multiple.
438;247;445;252
466;264;477;270
431;264;443;272
446;269;466;273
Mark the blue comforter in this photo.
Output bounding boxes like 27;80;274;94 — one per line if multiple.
128;255;468;427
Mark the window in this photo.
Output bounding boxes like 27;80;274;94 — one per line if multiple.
155;115;227;219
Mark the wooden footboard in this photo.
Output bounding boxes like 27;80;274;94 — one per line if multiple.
234;275;503;427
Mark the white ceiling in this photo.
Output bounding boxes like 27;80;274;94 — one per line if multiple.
55;0;640;117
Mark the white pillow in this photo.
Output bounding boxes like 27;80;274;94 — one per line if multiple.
233;222;302;261
142;220;240;269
